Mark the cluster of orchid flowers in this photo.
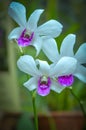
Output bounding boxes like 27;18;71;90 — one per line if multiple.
8;2;86;97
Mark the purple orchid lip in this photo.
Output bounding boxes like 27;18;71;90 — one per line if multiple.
58;74;74;87
37;76;51;96
17;29;34;47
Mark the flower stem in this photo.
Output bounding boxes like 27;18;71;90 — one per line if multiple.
32;91;38;130
70;88;86;130
18;46;24;55
70;88;86;117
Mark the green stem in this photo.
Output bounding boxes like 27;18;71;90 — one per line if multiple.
70;88;86;117
32;91;38;130
70;89;86;130
19;46;24;55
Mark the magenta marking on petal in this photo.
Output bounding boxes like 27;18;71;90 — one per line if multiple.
37;77;51;96
17;29;34;47
58;75;74;87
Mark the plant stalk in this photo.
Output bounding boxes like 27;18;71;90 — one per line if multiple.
70;89;86;117
70;89;86;130
32;91;38;130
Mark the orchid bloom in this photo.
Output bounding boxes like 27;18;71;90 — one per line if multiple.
43;34;86;87
8;2;63;55
17;55;77;96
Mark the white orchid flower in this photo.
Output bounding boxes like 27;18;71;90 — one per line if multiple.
17;55;77;96
8;2;63;55
43;34;86;87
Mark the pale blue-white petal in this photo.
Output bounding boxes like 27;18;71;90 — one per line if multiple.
24;77;37;91
50;56;77;76
36;59;50;75
32;36;42;56
37;20;63;38
51;79;65;93
17;55;39;76
8;27;24;40
60;34;76;56
8;2;26;27
27;9;44;31
74;64;86;83
42;38;59;62
75;43;86;64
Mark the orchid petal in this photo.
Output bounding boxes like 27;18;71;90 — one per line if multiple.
8;2;26;27
74;64;86;83
50;57;77;76
32;36;42;56
24;77;37;91
51;79;65;93
42;38;59;62
37;20;63;38
58;75;74;87
75;43;86;64
8;27;24;40
36;59;50;75
60;34;76;56
17;55;39;76
27;9;44;31
37;86;50;96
